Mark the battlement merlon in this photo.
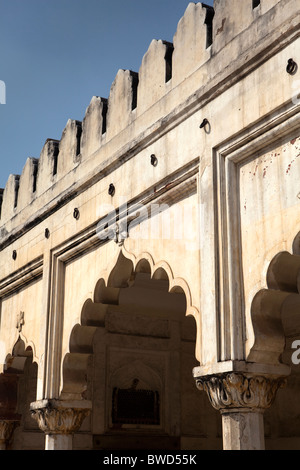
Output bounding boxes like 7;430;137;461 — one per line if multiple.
0;0;298;238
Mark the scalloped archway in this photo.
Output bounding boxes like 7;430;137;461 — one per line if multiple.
0;336;40;449
61;248;200;400
248;249;300;366
58;248;211;450
247;242;300;447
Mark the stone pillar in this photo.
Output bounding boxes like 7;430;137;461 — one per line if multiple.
30;399;91;450
194;371;287;450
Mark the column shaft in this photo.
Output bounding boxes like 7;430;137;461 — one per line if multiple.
222;410;265;450
45;433;73;450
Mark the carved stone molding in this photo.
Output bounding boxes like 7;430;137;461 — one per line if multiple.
30;399;91;435
195;372;286;413
113;221;128;246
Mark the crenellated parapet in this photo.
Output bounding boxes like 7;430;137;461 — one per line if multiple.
80;96;107;160
136;39;174;115
35;139;59;195
106;69;139;141
1;175;20;225
172;2;214;86
56;119;82;177
0;0;290;234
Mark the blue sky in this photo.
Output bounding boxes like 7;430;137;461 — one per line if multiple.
0;0;214;190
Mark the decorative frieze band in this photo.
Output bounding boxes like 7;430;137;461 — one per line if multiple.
195;372;286;412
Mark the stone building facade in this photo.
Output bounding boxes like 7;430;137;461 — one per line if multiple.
0;0;299;451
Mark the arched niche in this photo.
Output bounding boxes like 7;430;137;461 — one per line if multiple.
59;249;222;450
60;250;199;401
1;337;40;449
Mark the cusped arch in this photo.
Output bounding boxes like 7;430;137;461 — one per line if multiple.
122;248;199;319
0;336;38;436
248;243;300;367
60;248;201;401
3;336;37;374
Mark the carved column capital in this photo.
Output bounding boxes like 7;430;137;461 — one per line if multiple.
30;399;91;435
195;372;286;413
0;420;20;449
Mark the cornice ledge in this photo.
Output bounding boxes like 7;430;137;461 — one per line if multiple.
0;256;43;298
